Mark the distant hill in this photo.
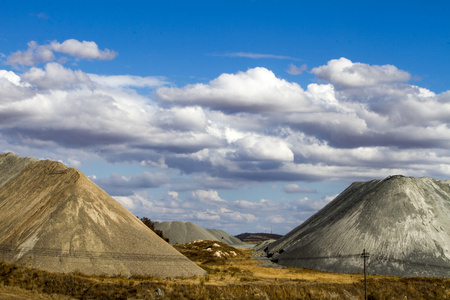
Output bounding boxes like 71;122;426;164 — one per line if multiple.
267;175;450;278
235;232;283;242
0;152;205;278
153;221;252;248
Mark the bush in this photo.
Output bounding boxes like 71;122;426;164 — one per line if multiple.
137;216;170;243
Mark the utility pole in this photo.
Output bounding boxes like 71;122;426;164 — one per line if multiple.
361;249;370;300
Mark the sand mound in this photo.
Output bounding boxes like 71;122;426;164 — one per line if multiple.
0;153;205;278
154;221;251;248
205;228;251;248
254;239;276;252
267;175;450;277
0;153;36;189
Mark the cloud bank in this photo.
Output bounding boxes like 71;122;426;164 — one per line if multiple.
2;42;450;233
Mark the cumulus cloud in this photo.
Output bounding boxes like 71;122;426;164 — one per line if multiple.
232;135;294;162
7;39;117;66
22;62;93;90
50;39;117;60
0;70;34;102
192;189;227;205
7;41;55;66
152;54;450;179
156;67;309;113
0;63;222;156
2;57;450;185
311;57;411;87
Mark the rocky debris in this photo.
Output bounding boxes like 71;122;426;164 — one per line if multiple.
0;153;206;278
267;175;450;277
174;240;243;263
154;288;165;297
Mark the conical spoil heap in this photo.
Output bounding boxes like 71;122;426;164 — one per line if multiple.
0;152;206;277
267;175;450;277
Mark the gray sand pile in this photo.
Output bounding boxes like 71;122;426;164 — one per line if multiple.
154;221;251;248
254;239;276;252
267;175;450;277
205;228;252;248
0;153;206;277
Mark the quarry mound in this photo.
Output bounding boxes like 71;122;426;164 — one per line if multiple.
0;153;205;278
267;175;450;278
154;221;252;248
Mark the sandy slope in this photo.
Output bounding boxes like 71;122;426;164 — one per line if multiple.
267;175;450;277
0;153;205;278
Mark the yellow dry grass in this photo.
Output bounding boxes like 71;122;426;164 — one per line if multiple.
176;243;361;286
0;283;73;299
1;241;449;299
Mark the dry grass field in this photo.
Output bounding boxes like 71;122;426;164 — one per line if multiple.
1;240;449;299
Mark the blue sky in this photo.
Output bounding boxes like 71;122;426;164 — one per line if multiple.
1;1;449;235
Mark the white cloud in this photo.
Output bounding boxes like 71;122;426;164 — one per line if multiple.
0;65;222;157
7;41;55;66
232;135;294;162
156;67;309;113
220;208;257;222
192;189;227;205
67;158;81;168
311;57;411;87
0;70;34;102
50;39;117;60
114;195;138;211
7;39;117;66
88;74;168;88
22;62;93;90
3;56;450;186
0;70;26;86
167;191;179;199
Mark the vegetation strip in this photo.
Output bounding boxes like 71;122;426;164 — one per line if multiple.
1;242;449;299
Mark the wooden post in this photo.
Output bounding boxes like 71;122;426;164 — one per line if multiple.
361;249;369;300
